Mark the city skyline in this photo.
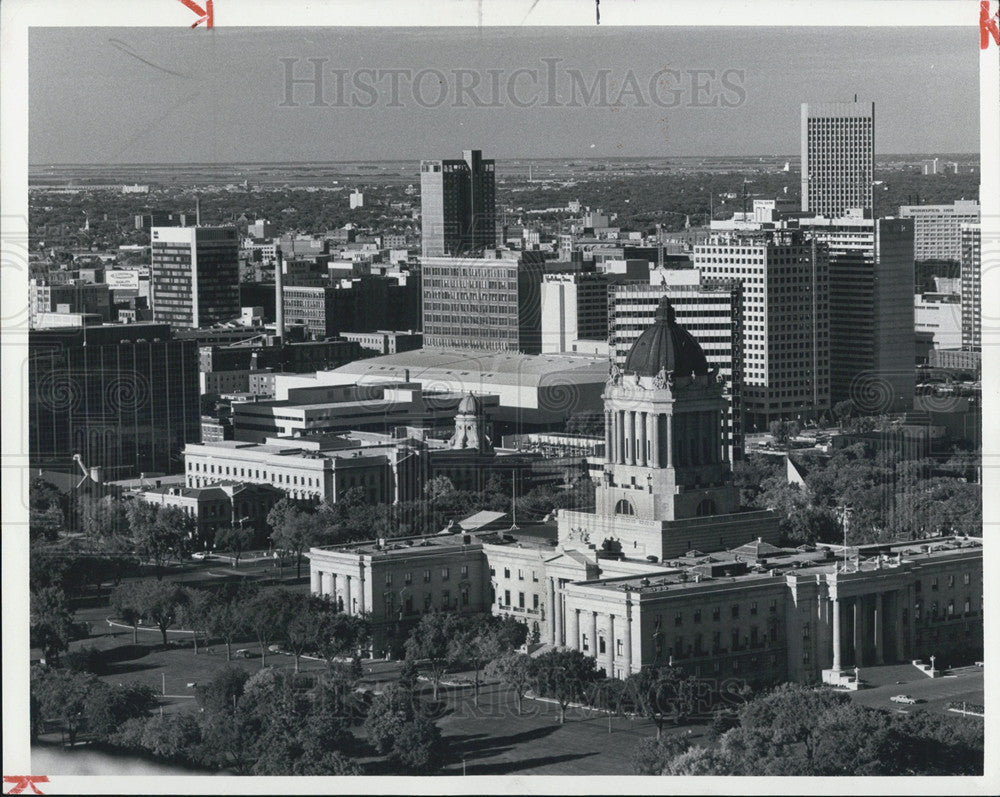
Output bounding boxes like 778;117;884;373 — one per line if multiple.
29;26;978;165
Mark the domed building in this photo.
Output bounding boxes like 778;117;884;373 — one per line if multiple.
557;297;778;559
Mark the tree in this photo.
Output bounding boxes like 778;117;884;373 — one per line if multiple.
315;610;371;667
110;581;144;643
78;494;128;544
833;399;855;428
363;683;415;755
424;475;456;501
271;589;320;672
631;732;692;774
389;717;445;774
485;650;533;716
30;586;74;665
195;665;250;715
404;612;462;701
30;666;97;746
448;615;523;707
203;585;250;661
530;649;600;724
84;682;157;740
127;500;186;580
624;666;698;739
214;523;254;568
133;581;188;648
268;500;322;580
243;589;283;669
178;587;212;654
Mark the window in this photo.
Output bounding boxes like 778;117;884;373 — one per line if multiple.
504;590;511;606
731;605;740;619
442;567;450;581
461;565;469;578
423;570;431;583
532;570;538;582
424;594;432;610
964;573;971;585
404;571;412;585
582;633;589;651
442;590;450;607
693;609;702;624
712;607;721;622
750;602;758;616
405;595;413;613
617;638;623;656
518;592;525;609
385;573;392;586
462;588;470;606
675;612;683;627
504;568;511;579
599;636;606;654
769;599;777;614
533;594;540;609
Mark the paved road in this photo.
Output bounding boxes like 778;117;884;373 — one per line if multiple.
847;663;984;717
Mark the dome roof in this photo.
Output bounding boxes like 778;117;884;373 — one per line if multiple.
457;392;482;414
623;298;709;378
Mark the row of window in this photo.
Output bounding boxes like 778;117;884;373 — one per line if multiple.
384;565;470;586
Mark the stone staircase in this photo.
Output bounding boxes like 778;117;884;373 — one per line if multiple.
912;658;942;678
821;668;864;690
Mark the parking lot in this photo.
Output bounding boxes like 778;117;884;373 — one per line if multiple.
846;663;984;717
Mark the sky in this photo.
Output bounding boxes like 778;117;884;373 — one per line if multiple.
28;26;979;164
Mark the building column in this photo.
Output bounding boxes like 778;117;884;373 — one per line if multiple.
852;598;861;666
567;604;579;649
831;597;842;671
624;604;634;674
322;571;334;598
664;414;672;467
625;412;633;465
554;583;564;645
650;414;660;467
605;411;612;462
358;566;366;615
311;569;322;596
616;411;625;464
874;592;884;665
590;611;598;661
895;590;907;662
607;614;616;678
637;413;648;466
345;575;353;615
547;578;557;645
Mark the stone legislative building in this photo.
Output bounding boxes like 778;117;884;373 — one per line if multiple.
308;300;983;683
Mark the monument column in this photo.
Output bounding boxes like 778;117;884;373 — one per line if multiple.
831;596;842;671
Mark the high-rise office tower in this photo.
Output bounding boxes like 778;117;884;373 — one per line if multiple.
800;213;915;412
801;100;875;218
961;223;981;352
421;251;544;353
150;226;240;329
420;149;496;258
695;229;830;430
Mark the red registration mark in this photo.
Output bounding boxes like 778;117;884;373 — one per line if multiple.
3;777;49;796
177;0;214;29
982;1;999;49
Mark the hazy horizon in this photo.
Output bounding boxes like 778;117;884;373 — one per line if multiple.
30;26;979;164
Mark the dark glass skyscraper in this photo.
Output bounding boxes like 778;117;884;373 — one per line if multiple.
420;149;496;257
29;323;200;478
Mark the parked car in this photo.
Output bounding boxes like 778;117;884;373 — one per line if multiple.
192;552;218;561
890;694;918;704
234;649;254;659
